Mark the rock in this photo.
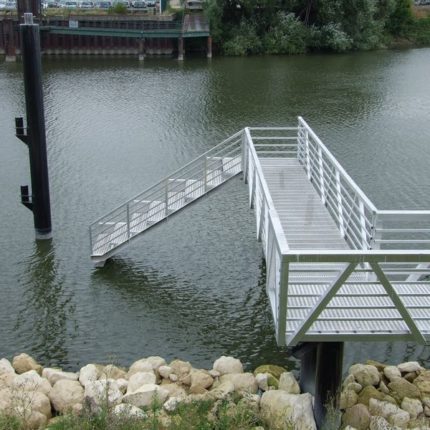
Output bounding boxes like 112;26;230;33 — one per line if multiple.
278;372;300;394
384;366;402;382
342;404;371;430
48;379;84;413
169;360;192;379
84;379;123;411
254;364;287;380
0;387;12;411
10;390;51;419
179;373;192;386
128;357;166;378
12;354;42;376
209;381;235;400
340;390;359;409
159;366;173;379
238;394;260;415
366;360;387;372
380;381;390;394
0;373;14;389
357;385;395;407
346;382;363;394
349;364;381;387
369;398;410;427
260;391;316;430
116;378;128;394
401;397;423;420
161;383;187;399
209;369;220;378
18;409;47;430
369;416;394;430
255;373;269;391
407;417;430;428
398;362;424;374
164;396;181;412
414;371;430;396
343;374;356;388
388;378;421;402
100;365;127;380
425;405;430;417
112;403;146;418
79;364;99;387
122;384;169;408
190;370;214;394
169;374;178;383
344;426;359;430
219;373;258;394
42;368;78;386
127;371;157;393
12;370;52;396
0;359;15;376
403;372;418;383
213;356;243;375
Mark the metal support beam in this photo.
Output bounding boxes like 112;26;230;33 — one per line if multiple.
19;13;52;240
207;36;212;58
178;37;184;61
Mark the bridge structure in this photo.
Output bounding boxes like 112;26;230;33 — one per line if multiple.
89;117;430;425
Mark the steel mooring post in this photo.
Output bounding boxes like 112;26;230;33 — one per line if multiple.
16;13;52;240
296;342;344;429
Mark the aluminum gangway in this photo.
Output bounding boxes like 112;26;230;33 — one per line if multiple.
90;117;430;348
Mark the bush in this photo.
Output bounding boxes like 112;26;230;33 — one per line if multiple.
108;3;127;14
223;20;263;56
264;12;309;54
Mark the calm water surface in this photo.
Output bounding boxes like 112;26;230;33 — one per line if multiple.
1;49;430;372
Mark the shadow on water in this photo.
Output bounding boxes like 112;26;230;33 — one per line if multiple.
14;240;77;368
91;257;297;371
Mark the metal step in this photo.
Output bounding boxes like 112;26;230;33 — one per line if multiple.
130;212;147;235
185;179;205;201
147;201;166;224
222;156;242;176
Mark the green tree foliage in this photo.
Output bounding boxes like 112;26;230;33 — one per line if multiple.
203;0;418;54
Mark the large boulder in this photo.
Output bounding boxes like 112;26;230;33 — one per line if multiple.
219;373;258;394
349;364;380;387
16;409;48;430
48;379;84;413
169;360;192;379
368;398;410;427
209;381;235;400
0;359;15;376
42;368;78;386
10;390;51;419
340;389;359;410
128;357;166;377
398;362;424;374
112;403;146;418
400;397;423;420
278;372;300;394
0;373;14;389
357;385;395;407
0;387;12;412
12;370;52;396
12;354;42;376
100;365;127;381
160;383;187;399
383;366;401;382
388;378;421;402
84;379;123;411
253;365;287;380
79;364;100;387
122;384;169;408
127;372;157;393
158;366;173;379
190;370;214;394
260;391;316;430
414;370;430;397
213;357;243;375
342;404;371;430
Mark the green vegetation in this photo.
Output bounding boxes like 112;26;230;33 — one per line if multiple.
0;397;264;430
109;3;128;14
203;0;430;55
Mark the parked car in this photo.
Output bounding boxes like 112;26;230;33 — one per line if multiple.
131;0;146;7
145;0;155;6
43;0;60;8
79;1;94;7
97;0;111;7
0;1;7;9
63;1;78;7
4;0;16;8
114;0;130;6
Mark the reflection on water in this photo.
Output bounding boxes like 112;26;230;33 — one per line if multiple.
1;50;430;371
14;241;77;368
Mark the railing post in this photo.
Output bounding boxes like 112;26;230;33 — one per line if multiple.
318;146;325;204
241;129;249;184
165;179;169;213
89;225;93;254
204;157;208;192
359;200;368;249
372;213;382;250
305;129;311;180
250;167;256;209
126;202;130;241
277;255;289;346
335;170;344;237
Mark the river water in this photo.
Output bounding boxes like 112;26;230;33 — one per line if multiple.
1;49;430;372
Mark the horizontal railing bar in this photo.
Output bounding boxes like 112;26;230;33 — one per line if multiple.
252;137;298;141
249;127;298;131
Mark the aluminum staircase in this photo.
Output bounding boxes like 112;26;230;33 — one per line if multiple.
90;132;243;265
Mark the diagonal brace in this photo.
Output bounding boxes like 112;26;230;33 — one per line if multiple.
370;262;426;344
288;262;357;346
